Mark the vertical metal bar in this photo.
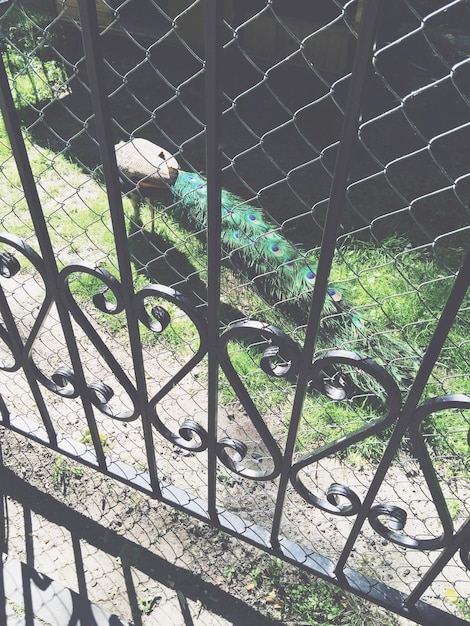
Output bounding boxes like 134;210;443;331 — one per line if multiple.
204;0;223;519
335;247;470;576
76;0;161;494
0;60;54;273
270;0;383;547
0;53;108;460
0;468;5;626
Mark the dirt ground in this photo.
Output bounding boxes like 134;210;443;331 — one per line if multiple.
0;429;407;626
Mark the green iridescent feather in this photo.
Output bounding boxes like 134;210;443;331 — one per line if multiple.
172;171;340;314
170;171;414;381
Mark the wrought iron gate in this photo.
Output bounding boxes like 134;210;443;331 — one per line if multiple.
0;0;469;623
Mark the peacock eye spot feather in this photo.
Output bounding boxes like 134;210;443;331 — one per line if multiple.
248;214;258;222
328;288;342;302
284;261;295;270
270;244;284;257
234;231;241;239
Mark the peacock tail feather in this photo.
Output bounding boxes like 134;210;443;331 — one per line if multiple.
172;171;342;319
169;170;416;384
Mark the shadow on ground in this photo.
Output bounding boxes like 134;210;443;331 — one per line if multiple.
0;431;286;626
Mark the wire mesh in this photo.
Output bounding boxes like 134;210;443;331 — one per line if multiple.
0;0;468;623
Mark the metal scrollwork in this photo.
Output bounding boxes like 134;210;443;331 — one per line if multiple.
368;504;418;547
460;539;470;570
50;366;80;398
216;436;272;480
260;343;295;378
0;251;20;278
216;437;248;473
0;233;48;374
92;286;124;315
0;325;18;371
87;380;117;416
140;284;209;451
291;350;402;514
325;483;362;515
59;263;138;421
369;394;470;551
316;368;353;402
138;301;171;333
218;320;301;480
295;478;362;516
0;233;41;277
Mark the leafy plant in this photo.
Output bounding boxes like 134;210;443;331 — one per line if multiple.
137;595;160;615
224;564;238;583
0;0;68;106
249;557;398;625
80;427;109;451
456;597;470;621
52;455;83;494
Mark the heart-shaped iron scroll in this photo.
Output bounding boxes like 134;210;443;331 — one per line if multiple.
140;284;209;451
218;320;301;480
0;251;23;371
369;394;470;550
58;263;139;419
291;350;402;515
0;234;46;373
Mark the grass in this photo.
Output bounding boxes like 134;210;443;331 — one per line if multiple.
0;1;69;106
0;117;113;259
52;455;84;494
80;427;109;451
0;70;467;468
456;597;470;622
249;557;399;625
137;596;160;616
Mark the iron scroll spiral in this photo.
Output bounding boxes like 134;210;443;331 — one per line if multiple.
0;233;49;374
59;263;139;420
291;350;402;515
218;320;301;480
460;539;470;571
0;250;21;278
140;284;209;452
0;235;97;396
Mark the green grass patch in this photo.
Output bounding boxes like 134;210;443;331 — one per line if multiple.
250;557;398;625
0;0;68;107
0;115;114;255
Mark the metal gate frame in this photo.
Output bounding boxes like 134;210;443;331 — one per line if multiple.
0;0;469;624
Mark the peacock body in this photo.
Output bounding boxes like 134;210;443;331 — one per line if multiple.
115;138;412;378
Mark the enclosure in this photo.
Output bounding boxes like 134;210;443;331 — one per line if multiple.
0;0;469;624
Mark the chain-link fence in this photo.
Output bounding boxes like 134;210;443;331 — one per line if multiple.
0;0;469;624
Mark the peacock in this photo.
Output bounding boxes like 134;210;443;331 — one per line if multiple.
115;138;414;380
